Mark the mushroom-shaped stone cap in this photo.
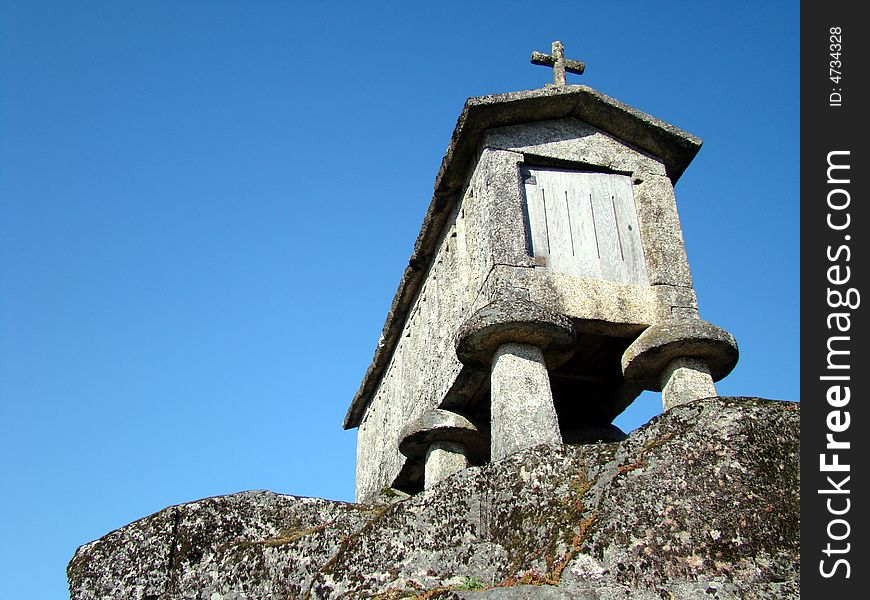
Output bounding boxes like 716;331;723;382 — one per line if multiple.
621;319;739;390
455;300;576;368
398;409;488;460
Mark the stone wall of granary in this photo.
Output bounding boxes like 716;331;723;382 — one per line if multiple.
355;118;702;501
355;158;497;502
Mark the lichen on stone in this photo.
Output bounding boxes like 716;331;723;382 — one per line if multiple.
69;397;799;599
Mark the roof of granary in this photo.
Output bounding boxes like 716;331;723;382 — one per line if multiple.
344;84;702;429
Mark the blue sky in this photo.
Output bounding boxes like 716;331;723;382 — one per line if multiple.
1;2;798;598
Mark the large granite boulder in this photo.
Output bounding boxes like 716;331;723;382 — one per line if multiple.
69;397;799;599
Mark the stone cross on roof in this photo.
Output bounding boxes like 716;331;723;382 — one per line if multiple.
530;40;585;86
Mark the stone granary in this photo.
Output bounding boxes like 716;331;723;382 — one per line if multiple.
344;43;738;503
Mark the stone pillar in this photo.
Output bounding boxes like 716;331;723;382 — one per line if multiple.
455;299;576;462
490;342;562;460
399;409;487;492
424;441;469;489
622;319;738;412
660;357;717;410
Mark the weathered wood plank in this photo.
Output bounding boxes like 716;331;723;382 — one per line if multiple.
587;173;622;281
567;175;601;279
542;175;575;275
608;174;649;283
523;175;550;258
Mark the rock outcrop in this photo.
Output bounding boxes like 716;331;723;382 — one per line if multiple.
68;397;799;599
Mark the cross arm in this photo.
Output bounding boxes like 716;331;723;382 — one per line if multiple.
530;51;586;75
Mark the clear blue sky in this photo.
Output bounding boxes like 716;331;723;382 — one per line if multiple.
1;2;798;598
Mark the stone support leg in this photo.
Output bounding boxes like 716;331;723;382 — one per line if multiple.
424;441;469;489
660;357;717;411
490;342;562;461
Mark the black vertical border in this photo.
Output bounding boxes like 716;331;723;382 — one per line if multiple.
801;1;868;596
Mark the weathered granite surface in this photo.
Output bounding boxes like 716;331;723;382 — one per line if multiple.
69;397;799;599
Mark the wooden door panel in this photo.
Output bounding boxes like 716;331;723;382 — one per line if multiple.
522;167;648;284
